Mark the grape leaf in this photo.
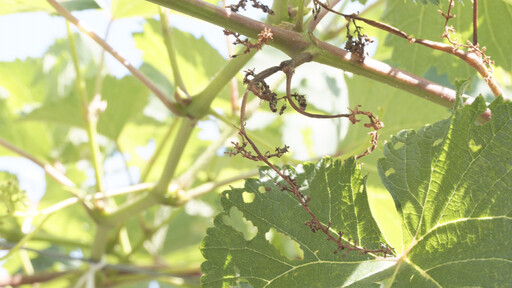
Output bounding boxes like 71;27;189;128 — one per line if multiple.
97;75;150;139
377;93;512;285
0;59;53;160
201;85;512;286
201;157;394;287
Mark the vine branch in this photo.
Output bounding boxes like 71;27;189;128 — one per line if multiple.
160;7;191;104
312;0;501;97
150;0;492;123
66;21;105;198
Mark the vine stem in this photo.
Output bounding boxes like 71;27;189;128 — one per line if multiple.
46;0;182;115
0;214;52;261
67;21;105;197
149;0;492;122
473;0;478;45
90;225;110;261
221;0;241;113
0;271;75;287
312;0;501;97
0;137;75;187
153;118;196;196
160;7;190;103
308;0;342;32
140;118;181;182
295;0;305;32
176;127;236;189
269;0;288;25
15;183;155;217
99;35;258;227
182;170;258;200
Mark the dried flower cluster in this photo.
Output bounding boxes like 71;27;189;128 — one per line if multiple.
223;28;273;57
226;0;274;15
344;19;374;63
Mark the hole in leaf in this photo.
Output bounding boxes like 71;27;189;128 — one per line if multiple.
223;207;258;241
468;139;482;153
265;228;304;260
385;168;395;178
258;185;273;194
432;138;442;148
392;141;404;150
242;192;255;203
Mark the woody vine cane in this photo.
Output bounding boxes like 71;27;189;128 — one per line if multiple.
312;0;501;97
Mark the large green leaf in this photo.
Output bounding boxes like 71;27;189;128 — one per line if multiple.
201;91;512;286
97;75;150;139
382;0;512;77
201;157;394;287
377;94;512;285
24;75;150;140
341;73;449;251
16;33;99;130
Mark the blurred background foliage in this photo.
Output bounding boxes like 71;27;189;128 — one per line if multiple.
0;0;510;287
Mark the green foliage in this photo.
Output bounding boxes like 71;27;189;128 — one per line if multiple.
1;0;511;287
377;95;512;285
383;0;512;77
202;91;512;287
201;157;391;287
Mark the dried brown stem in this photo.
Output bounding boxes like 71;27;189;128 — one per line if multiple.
229;51;392;258
224;28;273;57
308;0;342;32
312;0;502;97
